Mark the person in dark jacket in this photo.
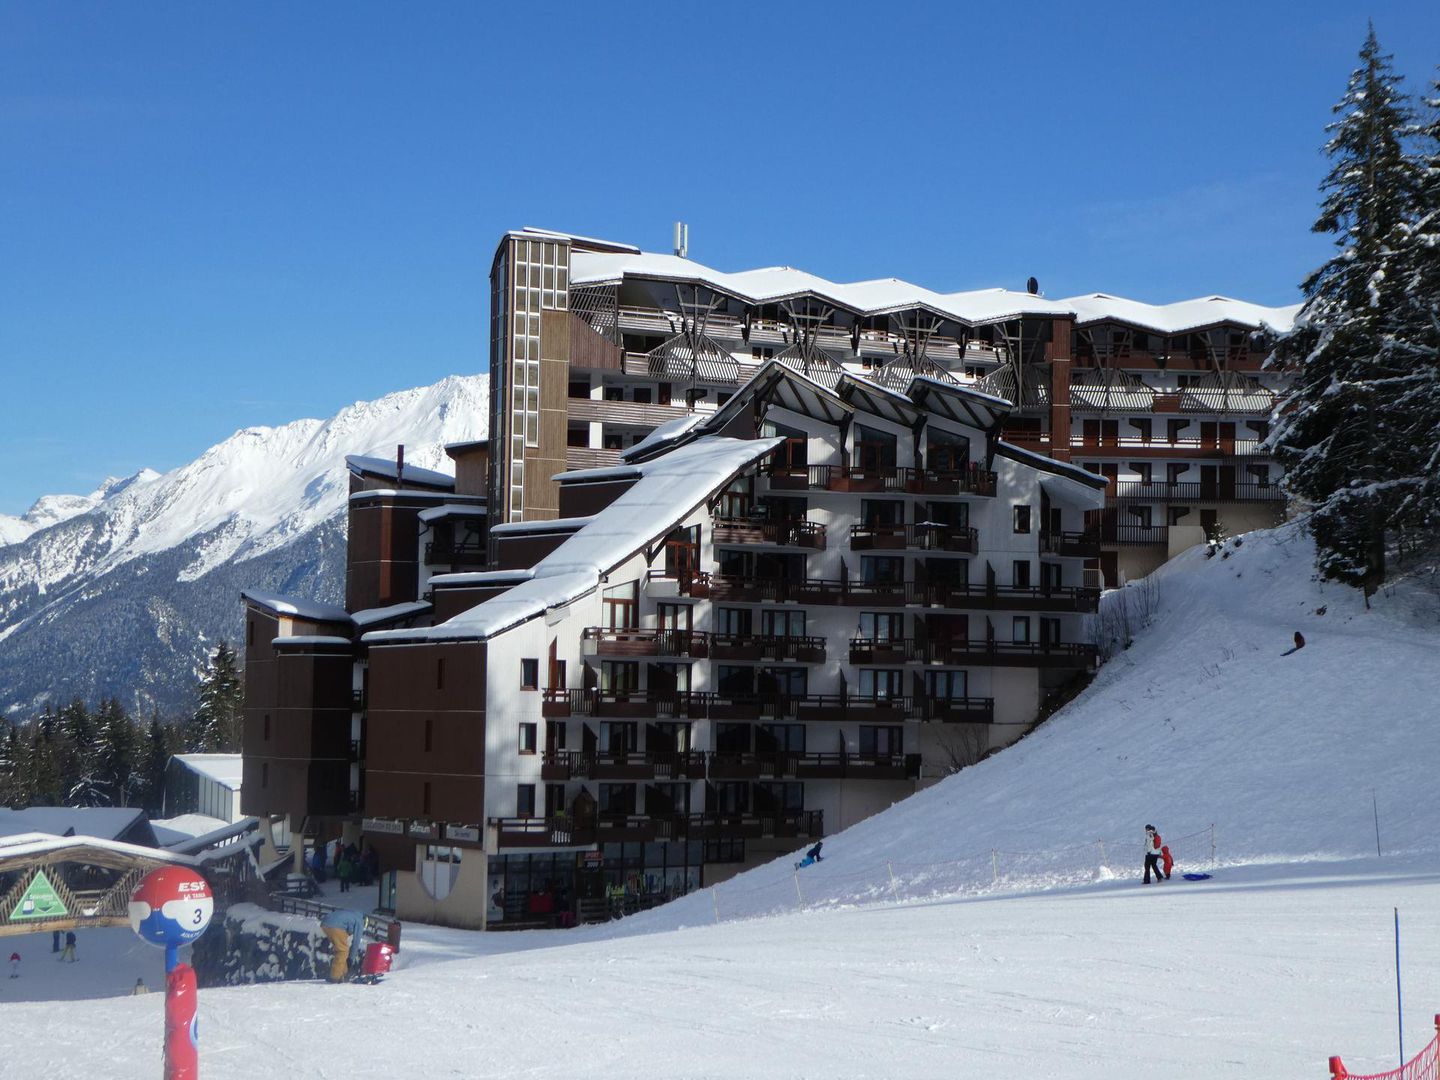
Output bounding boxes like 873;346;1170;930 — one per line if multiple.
1143;825;1165;884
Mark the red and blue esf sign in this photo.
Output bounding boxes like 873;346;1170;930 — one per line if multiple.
128;867;214;948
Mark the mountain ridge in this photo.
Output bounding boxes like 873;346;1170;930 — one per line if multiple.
0;374;489;717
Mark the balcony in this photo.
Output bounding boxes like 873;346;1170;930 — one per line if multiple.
424;538;486;566
763;464;997;497
848;638;914;665
645;569;712;599
565;446;624;471
707;575;1100;613
918;640;1098;669
541;749;707;783
1003;433;1268;459
707;751;920;781
490;809;823;849
1105;525;1170;546
914;697;996;724
581;627;709;659
567;397;693;428
1111;481;1285;504
713;517;826;549
1040;530;1102;557
850;523;978;553
709;634;826;663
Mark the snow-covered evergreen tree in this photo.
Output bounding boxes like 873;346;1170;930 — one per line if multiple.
188;642;244;752
95;697;142;808
1268;27;1423;596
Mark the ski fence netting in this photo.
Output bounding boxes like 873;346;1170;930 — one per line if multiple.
1329;1016;1440;1080
704;824;1218;923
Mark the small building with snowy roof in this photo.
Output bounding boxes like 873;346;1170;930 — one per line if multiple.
164;753;244;823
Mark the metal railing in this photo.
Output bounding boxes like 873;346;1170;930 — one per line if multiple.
707;574;1100;612
713;517;827;549
490;809;823;848
763;463;998;497
1039;530;1101;556
1110;481;1284;504
581;627;709;658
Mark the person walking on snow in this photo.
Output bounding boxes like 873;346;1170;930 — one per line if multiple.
1143;825;1166;884
8;951;18;978
59;931;77;962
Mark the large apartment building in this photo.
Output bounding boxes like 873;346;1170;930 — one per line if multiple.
240;227;1294;929
489;227;1297;581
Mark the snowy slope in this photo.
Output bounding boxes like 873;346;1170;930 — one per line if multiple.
640;522;1440;926
0;375;488;716
0;473;160;548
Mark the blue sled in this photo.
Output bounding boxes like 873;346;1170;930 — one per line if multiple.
1181;872;1212;881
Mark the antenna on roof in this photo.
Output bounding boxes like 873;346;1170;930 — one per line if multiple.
673;222;689;259
1026;276;1040;296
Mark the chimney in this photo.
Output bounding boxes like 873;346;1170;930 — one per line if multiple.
396;444;405;488
673;222;689;259
1026;276;1040;296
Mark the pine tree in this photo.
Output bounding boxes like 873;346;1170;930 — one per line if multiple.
189;643;244;753
57;698;105;805
139;711;179;815
1268;26;1422;596
95;698;142;808
27;709;64;805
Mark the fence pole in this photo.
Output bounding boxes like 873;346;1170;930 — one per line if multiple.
793;873;803;906
711;886;720;924
886;861;900;903
1209;823;1217;866
991;850;999;884
1097;840;1107;869
1394;908;1403;1069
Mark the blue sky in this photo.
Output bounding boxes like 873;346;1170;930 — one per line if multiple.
2;2;1439;515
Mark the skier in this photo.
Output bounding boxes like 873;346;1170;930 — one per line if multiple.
1282;631;1306;656
319;908;366;983
8;951;18;978
1143;825;1165;884
59;931;77;962
130;978;149;995
794;841;824;870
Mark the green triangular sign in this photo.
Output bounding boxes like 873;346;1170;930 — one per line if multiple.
9;869;67;922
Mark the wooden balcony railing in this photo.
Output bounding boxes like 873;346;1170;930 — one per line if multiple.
709;634;826;663
763;464;997;497
1003;433;1268;458
708;574;1100;612
490;809;823;849
713;517;827;549
1110;481;1284;504
567;397;694;428
581;627;709;658
849;638;1096;669
540;749;707;782
850;522;978;553
707;751;920;781
1104;525;1171;546
1039;530;1102;557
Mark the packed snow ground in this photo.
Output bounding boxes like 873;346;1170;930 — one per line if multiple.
3;858;1437;1079
3;523;1438;1077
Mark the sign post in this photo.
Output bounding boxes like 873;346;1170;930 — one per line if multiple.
128;867;214;1080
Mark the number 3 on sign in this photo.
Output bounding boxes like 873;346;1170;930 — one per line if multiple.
192;908;204;925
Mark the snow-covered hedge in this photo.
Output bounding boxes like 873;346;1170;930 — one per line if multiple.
192;902;328;986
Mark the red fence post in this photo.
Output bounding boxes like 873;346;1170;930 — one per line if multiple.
1327;1056;1347;1079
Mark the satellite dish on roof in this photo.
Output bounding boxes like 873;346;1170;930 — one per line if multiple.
1026;277;1039;296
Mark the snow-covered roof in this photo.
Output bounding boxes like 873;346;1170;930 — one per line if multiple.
570;248;1297;333
366;436;781;645
272;635;353;647
995;442;1109;492
417;502;488;524
171;753;244;790
241;589;351;624
489;516;597;537
345;454;456;490
0;831;198;867
621;414;710;462
0;807;152;843
515;225;641;254
151;814;231;846
351;601;432;627
428;569;534;588
1059;293;1300;334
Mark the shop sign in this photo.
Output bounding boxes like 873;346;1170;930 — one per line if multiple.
408;822;438;840
362;818;405;835
445;824;480;843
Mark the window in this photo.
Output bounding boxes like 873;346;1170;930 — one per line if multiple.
568;380;591;399
521;658;539;690
519;723;537;754
1129;418;1153;444
600;661;639;692
761;608;806;637
546;721;566;752
263;714;270;740
860;556;904;584
716;608;752;637
1040;618;1062;646
924;670;967;699
1012;617;1031;644
1167;462;1188;485
1127;505;1153;529
717;666;755;696
599;721;637;754
1012;561;1031;589
604;386;624;401
1167;419;1187;444
425;719;434;753
1130;462;1153;485
599;783;636;817
247;619;254;647
758;666;807;697
545;783;566;817
859;725;904;756
711;781;749;814
567;427;588;448
1013;505;1032;534
632;387;652;404
861;499;903;526
715;723;751;753
859;612;904;641
656;603;690;632
757;723;805;752
517;784;536;817
755;781;804;813
857;669;904;699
